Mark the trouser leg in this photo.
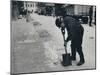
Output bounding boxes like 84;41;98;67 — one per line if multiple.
71;44;76;60
89;17;92;26
76;45;85;66
76;46;85;62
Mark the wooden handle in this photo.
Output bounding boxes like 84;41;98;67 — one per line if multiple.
61;29;67;54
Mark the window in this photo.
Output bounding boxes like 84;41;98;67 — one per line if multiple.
28;4;29;7
26;4;27;7
33;4;34;7
31;4;32;7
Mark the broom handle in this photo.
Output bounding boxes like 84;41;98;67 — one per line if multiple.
61;28;67;54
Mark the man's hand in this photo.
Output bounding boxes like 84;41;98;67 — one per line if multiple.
61;28;65;35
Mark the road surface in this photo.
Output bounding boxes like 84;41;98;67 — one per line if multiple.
11;13;96;74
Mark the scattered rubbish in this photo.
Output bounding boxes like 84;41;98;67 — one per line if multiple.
89;37;94;39
33;21;41;26
53;62;59;65
38;30;50;38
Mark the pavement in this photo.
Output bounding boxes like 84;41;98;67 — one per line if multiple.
11;13;96;74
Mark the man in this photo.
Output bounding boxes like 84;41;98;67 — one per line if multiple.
55;15;85;66
89;6;93;26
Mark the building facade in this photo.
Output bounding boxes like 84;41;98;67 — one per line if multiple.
24;1;38;13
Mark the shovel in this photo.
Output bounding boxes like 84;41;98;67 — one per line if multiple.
61;27;72;66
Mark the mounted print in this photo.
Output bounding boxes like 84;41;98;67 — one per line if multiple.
11;0;96;74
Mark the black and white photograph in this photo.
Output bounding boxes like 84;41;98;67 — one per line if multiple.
11;0;96;74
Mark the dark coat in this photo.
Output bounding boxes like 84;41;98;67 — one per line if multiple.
63;16;84;41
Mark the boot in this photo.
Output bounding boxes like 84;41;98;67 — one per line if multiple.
77;60;85;66
70;56;76;61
